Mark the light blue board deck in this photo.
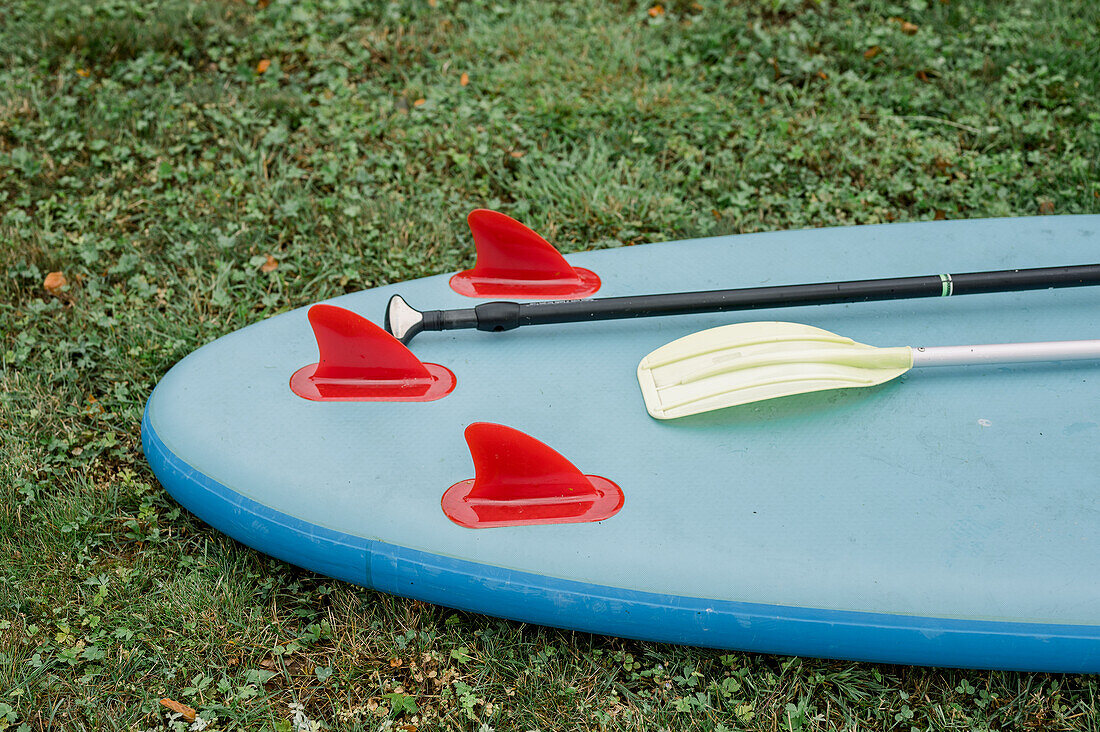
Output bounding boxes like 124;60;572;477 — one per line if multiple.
143;215;1100;672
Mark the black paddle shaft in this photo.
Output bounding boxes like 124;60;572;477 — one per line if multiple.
411;264;1100;336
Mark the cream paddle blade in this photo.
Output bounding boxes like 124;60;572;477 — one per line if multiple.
638;322;1100;419
637;322;912;419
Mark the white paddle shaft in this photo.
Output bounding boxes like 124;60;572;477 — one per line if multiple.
911;340;1100;368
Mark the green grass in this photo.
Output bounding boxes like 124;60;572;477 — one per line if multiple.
2;0;1099;729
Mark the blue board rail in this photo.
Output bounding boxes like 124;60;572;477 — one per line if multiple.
144;406;1100;673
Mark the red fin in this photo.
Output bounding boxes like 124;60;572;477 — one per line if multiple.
465;423;596;500
290;304;456;401
441;423;624;529
449;209;601;299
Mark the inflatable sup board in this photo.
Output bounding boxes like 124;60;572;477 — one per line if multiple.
143;213;1100;672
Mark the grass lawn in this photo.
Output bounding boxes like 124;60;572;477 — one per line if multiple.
2;0;1098;729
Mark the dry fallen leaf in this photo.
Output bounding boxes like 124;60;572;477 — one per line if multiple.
44;271;67;296
864;45;882;60
76;68;90;78
934;209;947;220
888;17;919;33
389;657;403;667
260;254;279;273
256;59;271;74
84;395;104;416
1038;199;1055;215
509;151;524;158
413;98;426;107
159;698;196;722
817;70;828;80
460;72;469;86
648;4;664;17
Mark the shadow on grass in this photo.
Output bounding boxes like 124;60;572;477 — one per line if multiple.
26;0;253;69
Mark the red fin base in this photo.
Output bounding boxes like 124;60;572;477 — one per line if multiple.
450;209;602;300
291;304;456;402
449;267;601;299
442;475;623;529
290;362;456;402
441;423;624;529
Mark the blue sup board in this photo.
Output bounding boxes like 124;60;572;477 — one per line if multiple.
142;214;1100;672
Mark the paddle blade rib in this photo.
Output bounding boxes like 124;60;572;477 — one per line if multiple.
637;322;913;419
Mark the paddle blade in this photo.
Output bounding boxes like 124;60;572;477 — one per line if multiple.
637;322;913;419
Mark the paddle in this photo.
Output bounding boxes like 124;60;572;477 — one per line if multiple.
636;321;1100;419
384;264;1100;344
